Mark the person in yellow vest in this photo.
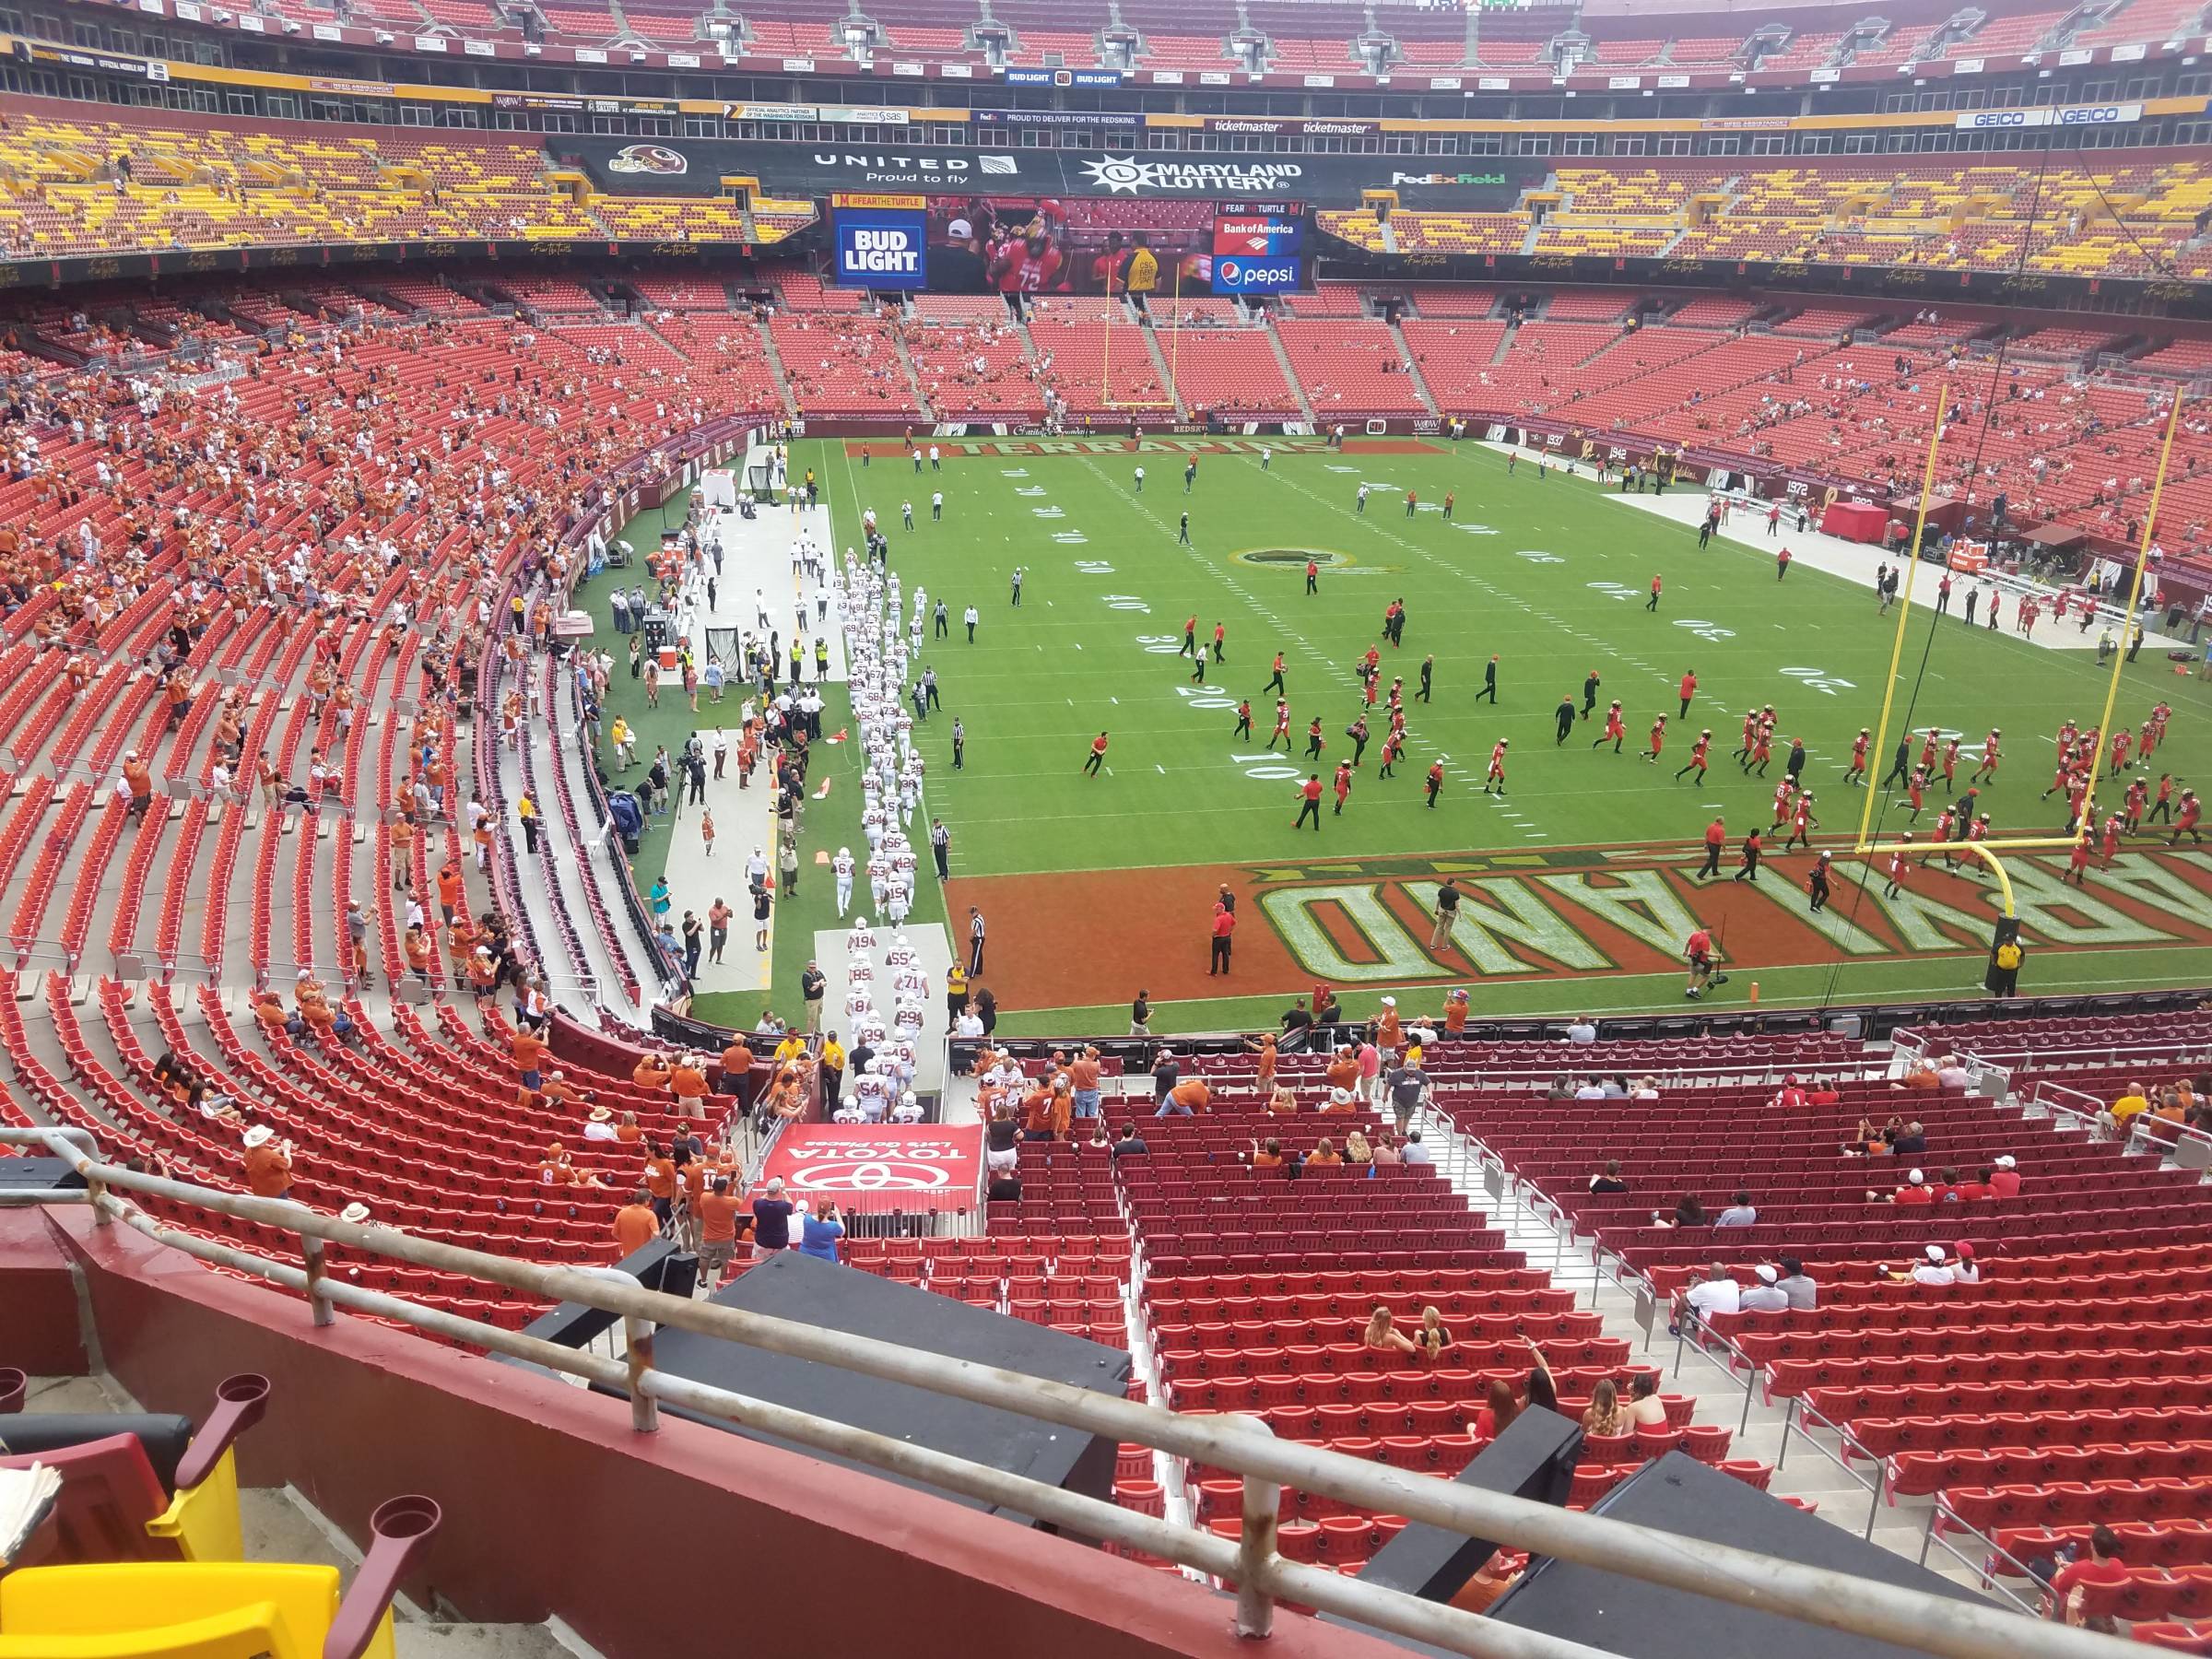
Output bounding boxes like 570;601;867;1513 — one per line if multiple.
517;790;540;854
1124;232;1159;312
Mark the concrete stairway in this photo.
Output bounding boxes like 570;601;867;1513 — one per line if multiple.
1263;321;1319;423
751;315;802;419
1386;317;1442;417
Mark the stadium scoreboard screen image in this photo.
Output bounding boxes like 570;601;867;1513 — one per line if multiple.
1209;206;1307;294
831;193;930;288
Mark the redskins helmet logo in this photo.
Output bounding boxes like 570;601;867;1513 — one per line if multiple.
607;144;687;176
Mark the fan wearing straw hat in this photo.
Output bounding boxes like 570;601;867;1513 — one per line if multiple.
241;1125;294;1201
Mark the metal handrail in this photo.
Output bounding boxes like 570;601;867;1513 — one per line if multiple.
0;1124;2147;1659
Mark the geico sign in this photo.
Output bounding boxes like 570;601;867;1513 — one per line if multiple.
1955;102;2140;130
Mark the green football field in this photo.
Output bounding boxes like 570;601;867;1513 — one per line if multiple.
593;433;2212;1037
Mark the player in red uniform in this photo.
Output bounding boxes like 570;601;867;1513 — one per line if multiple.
1677;668;1697;718
1896;766;1927;822
1266;699;1292;752
1919;728;1939;773
989;231;1065;293
1641;715;1666;763
2109;726;2133;778
1843;728;1870;786
1483;739;1510;796
1594;700;1626;754
1768;780;1797;834
1425;758;1444;808
1376;730;1402;778
1941;737;1960;794
1747;725;1773;776
1971;728;2001;783
1731;711;1758;765
1883;837;1912;898
2170;789;2202;846
1332;760;1353;816
2101;811;2124;868
1676;730;1712;784
1783;793;1817;852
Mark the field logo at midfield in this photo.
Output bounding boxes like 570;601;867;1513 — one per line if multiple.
1233;547;1360;573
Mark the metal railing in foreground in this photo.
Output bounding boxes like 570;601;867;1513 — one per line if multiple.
0;1125;2142;1659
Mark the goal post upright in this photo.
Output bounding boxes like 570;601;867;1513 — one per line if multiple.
2076;390;2185;836
1852;385;1951;858
1853;393;2189;931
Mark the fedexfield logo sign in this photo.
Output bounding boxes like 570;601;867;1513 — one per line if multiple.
1077;154;1307;195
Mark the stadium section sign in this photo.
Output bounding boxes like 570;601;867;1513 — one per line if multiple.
759;1124;983;1212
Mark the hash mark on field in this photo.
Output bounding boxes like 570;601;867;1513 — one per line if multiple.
1156;764;1167;774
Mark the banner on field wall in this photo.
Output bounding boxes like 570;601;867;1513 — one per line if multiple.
758;1124;983;1213
833;206;928;287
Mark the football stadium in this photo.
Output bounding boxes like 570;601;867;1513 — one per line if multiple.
6;3;2212;1655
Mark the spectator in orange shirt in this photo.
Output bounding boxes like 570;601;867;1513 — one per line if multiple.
241;1124;293;1198
1442;988;1470;1035
613;1111;642;1144
613;1189;660;1255
512;1027;547;1091
641;1138;677;1225
632;1052;673;1093
436;862;464;925
1308;1137;1345;1168
1324;1048;1360;1097
669;1055;710;1119
1157;1075;1210;1118
697;1176;746;1287
1249;1136;1284;1169
720;1037;756;1104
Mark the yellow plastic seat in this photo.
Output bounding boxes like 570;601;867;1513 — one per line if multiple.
0;1562;396;1659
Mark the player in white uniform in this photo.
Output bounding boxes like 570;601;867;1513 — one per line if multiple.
890;1089;924;1124
833;846;855;917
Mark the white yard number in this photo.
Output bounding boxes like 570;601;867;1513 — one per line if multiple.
1073;560;1115;574
1174;686;1237;712
1104;594;1152;613
1135;633;1182;653
1231;751;1301;782
1516;548;1564;565
1052;531;1089;545
1675;618;1736;642
1781;665;1856;696
1586;581;1637;602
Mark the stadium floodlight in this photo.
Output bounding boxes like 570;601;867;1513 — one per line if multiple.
1853;389;2189;924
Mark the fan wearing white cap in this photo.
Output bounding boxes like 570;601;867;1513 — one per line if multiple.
1987;1154;2021;1197
1738;1263;1790;1313
1900;1243;1957;1287
1866;1168;1935;1205
241;1124;295;1201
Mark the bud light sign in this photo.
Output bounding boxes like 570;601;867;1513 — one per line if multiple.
1212;253;1301;295
834;207;927;288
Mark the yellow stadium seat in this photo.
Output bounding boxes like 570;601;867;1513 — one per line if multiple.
0;1563;391;1659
